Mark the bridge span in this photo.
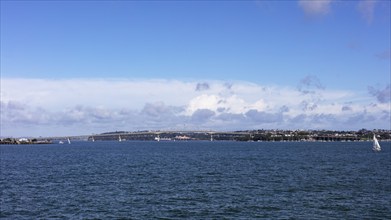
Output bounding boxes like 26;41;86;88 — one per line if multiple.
43;130;249;142
41;130;376;142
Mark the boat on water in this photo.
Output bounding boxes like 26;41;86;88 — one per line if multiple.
67;137;71;144
118;135;122;142
59;140;64;144
154;135;171;141
372;134;381;152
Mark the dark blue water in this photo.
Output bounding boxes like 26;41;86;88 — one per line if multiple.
1;141;390;219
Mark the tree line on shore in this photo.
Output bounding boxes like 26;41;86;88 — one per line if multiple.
0;138;52;145
88;129;391;142
1;129;390;144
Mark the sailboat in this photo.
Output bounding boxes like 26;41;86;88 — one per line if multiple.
372;134;381;152
118;135;122;142
67;137;71;144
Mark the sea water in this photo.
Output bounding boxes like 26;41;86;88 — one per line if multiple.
1;141;390;219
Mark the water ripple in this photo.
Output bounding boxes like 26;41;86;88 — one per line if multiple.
1;141;390;219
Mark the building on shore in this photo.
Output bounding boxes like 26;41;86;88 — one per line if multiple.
0;138;52;145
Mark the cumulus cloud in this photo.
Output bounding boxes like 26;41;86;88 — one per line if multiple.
342;105;353;111
191;109;215;123
297;75;325;111
375;49;391;60
195;82;210;91
368;84;391;103
245;109;283;124
346;111;376;126
142;102;171;117
301;100;318;111
1;101;51;125
5;101;26;111
357;0;377;24
298;0;381;25
216;112;245;122
1;78;390;136
298;0;333;16
297;75;325;94
0;78;198;111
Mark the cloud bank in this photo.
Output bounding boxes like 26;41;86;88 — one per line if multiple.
357;0;377;24
298;0;333;16
298;0;380;24
1;78;389;136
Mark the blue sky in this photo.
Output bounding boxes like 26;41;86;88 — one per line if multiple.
1;1;390;137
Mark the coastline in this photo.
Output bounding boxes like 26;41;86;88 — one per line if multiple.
2;129;390;144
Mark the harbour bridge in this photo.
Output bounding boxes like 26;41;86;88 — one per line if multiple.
43;130;249;142
42;130;367;142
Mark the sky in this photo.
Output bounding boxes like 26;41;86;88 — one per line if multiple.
1;0;390;137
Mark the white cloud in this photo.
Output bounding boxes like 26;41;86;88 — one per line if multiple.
298;0;333;16
375;48;391;60
1;78;196;111
298;0;382;25
357;0;377;24
1;78;389;137
368;84;391;103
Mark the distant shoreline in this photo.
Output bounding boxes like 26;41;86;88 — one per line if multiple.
2;129;390;144
0;138;52;145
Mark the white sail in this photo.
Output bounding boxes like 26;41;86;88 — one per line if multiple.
119;135;122;142
67;137;71;144
372;134;381;152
